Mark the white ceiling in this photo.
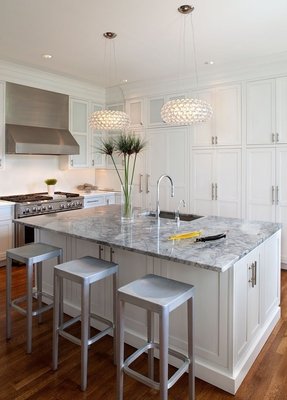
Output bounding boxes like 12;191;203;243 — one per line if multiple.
1;0;287;88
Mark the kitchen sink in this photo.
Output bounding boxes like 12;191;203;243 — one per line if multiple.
144;210;202;221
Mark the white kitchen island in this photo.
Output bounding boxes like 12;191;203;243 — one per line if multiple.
14;205;281;394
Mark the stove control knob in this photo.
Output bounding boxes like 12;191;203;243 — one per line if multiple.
71;202;74;207
60;204;65;209
48;205;53;210
32;207;36;212
37;207;41;212
26;208;30;213
42;206;47;211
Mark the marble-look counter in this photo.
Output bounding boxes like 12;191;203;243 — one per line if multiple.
14;205;281;272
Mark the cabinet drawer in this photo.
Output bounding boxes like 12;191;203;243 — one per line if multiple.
84;196;105;208
0;206;14;220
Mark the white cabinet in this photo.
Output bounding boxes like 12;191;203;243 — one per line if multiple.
69;98;89;168
192;84;241;147
0;204;14;266
0;81;5;169
246;146;287;262
126;98;145;129
234;246;260;363
83;193;116;208
246;78;287;145
146;127;190;212
192;148;242;218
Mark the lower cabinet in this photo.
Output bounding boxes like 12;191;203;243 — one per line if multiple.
0;204;14;266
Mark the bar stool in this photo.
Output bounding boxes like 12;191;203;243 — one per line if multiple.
52;256;119;391
6;242;63;354
116;274;195;400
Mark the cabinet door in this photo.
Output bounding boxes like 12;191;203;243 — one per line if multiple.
276;77;287;144
191;149;215;216
0;219;13;261
70;98;89;168
215;85;241;146
246;80;275;145
0;81;5;169
192;89;214;147
91;103;105;168
234;247;260;363
147;127;189;212
246;148;276;222
275;147;287;262
126;99;144;128
215;149;242;218
147;97;165;127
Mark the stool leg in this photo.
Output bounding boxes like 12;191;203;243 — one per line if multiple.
52;273;60;371
6;256;12;340
81;281;90;391
58;253;64;326
147;310;154;380
26;259;33;354
37;262;43;324
188;297;195;400
113;269;119;365
116;297;125;400
159;308;169;400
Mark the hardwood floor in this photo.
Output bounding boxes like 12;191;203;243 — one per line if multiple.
1;266;287;400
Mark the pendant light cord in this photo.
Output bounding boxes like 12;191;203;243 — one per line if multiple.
190;13;199;88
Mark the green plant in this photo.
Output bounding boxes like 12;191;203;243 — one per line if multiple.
99;133;146;218
45;178;57;186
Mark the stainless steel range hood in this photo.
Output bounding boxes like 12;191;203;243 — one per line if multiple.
5;82;80;155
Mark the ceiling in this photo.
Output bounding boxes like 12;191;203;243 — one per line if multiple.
1;0;287;88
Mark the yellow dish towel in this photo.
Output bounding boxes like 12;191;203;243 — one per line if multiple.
168;230;202;240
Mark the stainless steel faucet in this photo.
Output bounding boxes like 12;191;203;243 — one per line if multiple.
156;174;175;218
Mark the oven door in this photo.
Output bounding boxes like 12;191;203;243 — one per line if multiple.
15;223;34;247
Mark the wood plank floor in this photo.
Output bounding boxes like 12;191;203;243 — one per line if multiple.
1;266;287;399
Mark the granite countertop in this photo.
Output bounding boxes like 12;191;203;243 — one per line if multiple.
13;205;281;272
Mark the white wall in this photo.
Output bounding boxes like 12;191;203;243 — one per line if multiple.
0;155;96;195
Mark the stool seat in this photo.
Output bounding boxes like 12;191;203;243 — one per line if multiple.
6;242;63;354
53;255;118;391
117;274;195;400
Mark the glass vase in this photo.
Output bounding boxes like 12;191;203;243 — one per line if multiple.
121;184;134;222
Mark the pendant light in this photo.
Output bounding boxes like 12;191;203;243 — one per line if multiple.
161;5;213;125
89;32;130;131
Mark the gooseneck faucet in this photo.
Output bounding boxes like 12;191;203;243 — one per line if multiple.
156;174;175;218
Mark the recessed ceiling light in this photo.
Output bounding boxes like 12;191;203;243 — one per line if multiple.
204;61;214;65
42;54;52;59
122;79;128;83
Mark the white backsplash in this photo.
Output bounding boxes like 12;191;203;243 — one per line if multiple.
0;155;96;195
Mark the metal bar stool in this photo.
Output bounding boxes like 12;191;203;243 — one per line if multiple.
52;256;119;391
116;274;195;400
6;242;63;354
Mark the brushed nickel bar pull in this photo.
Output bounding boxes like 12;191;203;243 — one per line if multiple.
248;262;256;288
0;159;1;167
212;136;214;145
272;133;275;143
215;183;218;200
215;136;218;145
99;245;104;259
139;174;143;193
110;247;114;262
146;174;150;193
91;160;95;166
211;183;215;200
253;261;257;286
272;186;275;204
276;186;279;204
276;133;279;142
70;159;74;167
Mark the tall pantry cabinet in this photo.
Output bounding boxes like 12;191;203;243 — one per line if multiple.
246;78;287;263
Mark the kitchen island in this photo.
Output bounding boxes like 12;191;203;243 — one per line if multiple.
14;205;281;394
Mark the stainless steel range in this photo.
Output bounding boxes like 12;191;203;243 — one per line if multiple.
0;192;84;246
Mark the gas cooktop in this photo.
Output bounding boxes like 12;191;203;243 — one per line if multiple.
0;192;80;203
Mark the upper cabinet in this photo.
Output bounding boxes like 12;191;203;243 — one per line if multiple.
69;98;89;168
90;103;105;168
0;81;5;169
147;94;186;128
246;78;287;145
192;84;242;147
125;98;145;129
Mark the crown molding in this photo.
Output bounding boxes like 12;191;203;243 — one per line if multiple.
0;59;105;102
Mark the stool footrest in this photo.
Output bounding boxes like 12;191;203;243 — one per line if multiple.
123;342;190;391
11;291;53;317
59;313;113;347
